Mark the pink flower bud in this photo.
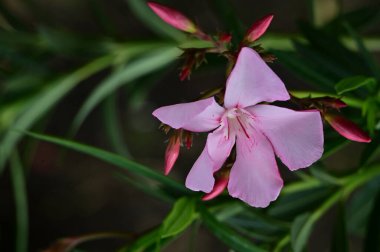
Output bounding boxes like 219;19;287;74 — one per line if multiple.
325;114;371;143
183;131;193;149
202;171;229;201
164;135;181;175
219;33;232;43
313;97;347;110
179;66;191;81
244;14;274;42
148;2;197;33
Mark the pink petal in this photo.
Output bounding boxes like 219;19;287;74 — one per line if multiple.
152;97;224;132
207;124;235;170
185;146;216;193
228;130;283;208
224;47;290;109
248;105;324;170
186;129;233;193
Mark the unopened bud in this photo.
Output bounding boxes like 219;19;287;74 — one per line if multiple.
244;14;274;42
313;97;347;110
202;171;229;201
183;131;193;149
179;66;191;81
148;2;197;33
164;135;181;175
219;33;232;44
325;114;371;143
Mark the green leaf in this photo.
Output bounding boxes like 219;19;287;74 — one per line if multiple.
290;191;341;252
161;197;197;238
335;76;376;95
0;55;114;174
10;152;28;252
70;46;181;134
360;133;380;166
199;204;265;252
23;131;187;193
330;202;348;252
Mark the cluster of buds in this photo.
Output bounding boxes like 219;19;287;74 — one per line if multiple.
291;95;371;143
148;2;275;81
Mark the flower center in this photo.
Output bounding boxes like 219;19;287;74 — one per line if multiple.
221;108;254;140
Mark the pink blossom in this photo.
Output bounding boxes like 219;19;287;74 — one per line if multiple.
148;2;197;33
153;47;324;207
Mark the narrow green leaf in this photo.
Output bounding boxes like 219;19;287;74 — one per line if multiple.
330;202;348;252
161;197;197;238
335;76;376;95
360;133;380;165
71;46;181;134
10;152;28;252
199;204;265;252
23;131;187;193
0;55;114;174
291;191;341;252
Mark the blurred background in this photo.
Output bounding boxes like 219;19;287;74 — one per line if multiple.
0;0;379;251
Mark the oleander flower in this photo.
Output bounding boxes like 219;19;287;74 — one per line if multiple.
153;47;324;207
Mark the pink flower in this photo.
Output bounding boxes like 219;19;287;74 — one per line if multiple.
148;2;197;33
153;47;324;207
244;14;274;42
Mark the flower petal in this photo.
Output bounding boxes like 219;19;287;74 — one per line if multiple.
207;123;235;169
185;146;217;193
224;47;290;109
152;97;224;132
248;105;324;170
228;130;283;208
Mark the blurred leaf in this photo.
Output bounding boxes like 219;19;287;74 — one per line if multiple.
10;152;28;252
293;41;350;81
362;97;378;134
363;188;380;252
347;177;380;235
291;191;341;252
126;0;186;41
325;5;380;34
310;166;342;185
0;55;113;174
115;172;174;203
269;186;334;219
199;204;265;252
343;22;380;81
272;50;335;90
24;131;188;193
335;76;376;95
71;46;181;134
290;213;311;252
102;94;131;157
360;133;380;165
298;22;368;75
330;202;348;252
161;197;197;238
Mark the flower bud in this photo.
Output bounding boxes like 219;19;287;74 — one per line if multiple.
148;2;197;33
183;131;193;149
202;171;229;201
244;14;274;42
164;135;181;175
325;114;371;143
313;97;347;110
219;33;232;44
